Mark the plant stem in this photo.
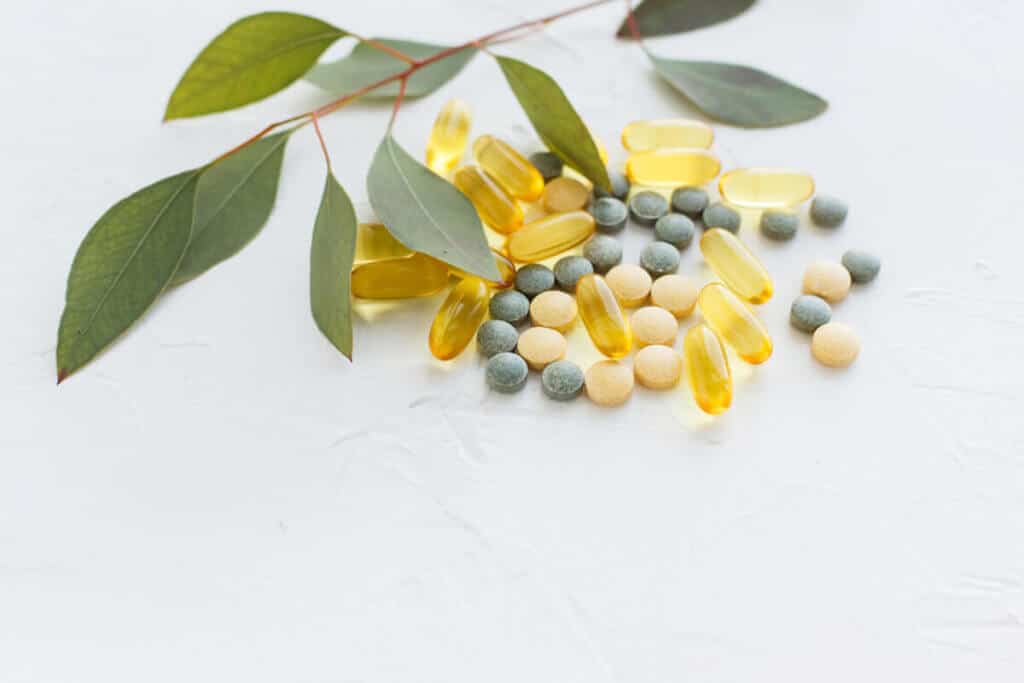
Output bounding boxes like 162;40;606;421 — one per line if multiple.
347;31;417;64
311;114;332;170
388;76;409;130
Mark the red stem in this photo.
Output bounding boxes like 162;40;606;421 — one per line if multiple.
622;0;642;40
347;31;417;64
311;113;332;170
388;76;409;130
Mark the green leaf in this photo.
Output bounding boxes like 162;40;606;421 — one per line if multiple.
617;0;756;38
495;56;610;192
367;135;500;281
165;12;345;120
172;131;291;286
305;39;475;98
649;54;827;127
310;172;358;359
57;170;201;382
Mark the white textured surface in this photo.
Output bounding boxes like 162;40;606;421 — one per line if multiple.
4;0;1024;680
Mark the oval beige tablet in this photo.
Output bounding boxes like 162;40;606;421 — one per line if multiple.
605;264;652;307
811;322;860;368
584;360;634;406
803;260;852;303
542;177;590;213
650;274;699;318
517;327;567;370
529;290;578;332
630;306;678;347
633;345;682;389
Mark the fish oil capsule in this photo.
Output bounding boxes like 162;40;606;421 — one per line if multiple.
700;228;774;304
684;324;732;415
718;168;815;209
505;210;596;263
575;274;632;358
355;222;411;263
453;165;523;234
698;283;773;364
351;253;449;299
625;148;721;188
451;248;516;289
425;99;471;176
621;119;714;152
472;135;545;201
429;277;490;360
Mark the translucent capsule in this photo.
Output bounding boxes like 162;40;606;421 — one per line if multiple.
453;165;523;234
451;248;516;289
472;135;544;201
575;274;632;358
700;228;774;304
354;222;410;263
425;99;471;176
684;324;732;415
621;119;714;152
625;148;721;188
351;253;449;299
698;283;773;364
429;277;490;360
718;168;815;209
505;210;596;263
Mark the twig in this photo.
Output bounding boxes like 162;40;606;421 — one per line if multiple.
311;113;332;170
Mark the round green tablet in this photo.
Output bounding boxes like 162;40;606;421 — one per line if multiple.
541;359;585;400
486;352;529;393
629;191;669;226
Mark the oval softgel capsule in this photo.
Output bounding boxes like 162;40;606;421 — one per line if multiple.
621;119;713;152
718;168;815;209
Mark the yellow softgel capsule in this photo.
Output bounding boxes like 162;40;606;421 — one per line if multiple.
621;119;714;152
425;99;471;176
453;165;524;234
575;274;632;358
684;324;732;415
698;283;773;364
505;210;595;263
429;277;490;360
472;135;544;201
351;253;449;299
700;228;774;304
625;148;721;188
718;168;815;209
354;223;410;263
451;248;516;289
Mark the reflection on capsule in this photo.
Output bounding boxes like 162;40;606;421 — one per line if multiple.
621;119;714;152
505;211;596;263
450;248;516;289
429;277;490;360
625;148;721;187
575;274;632;358
472;135;544;201
698;283;773;364
718;168;815;208
684;324;732;415
351;253;449;299
354;223;410;263
700;228;774;304
426;99;471;176
453;165;524;234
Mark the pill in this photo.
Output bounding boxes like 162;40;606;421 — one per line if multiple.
583;235;624;274
629;191;669;226
489;289;531;325
425;98;471;176
355;222;410;262
633;344;683;389
684;324;732;415
654;213;695;249
514;263;555;298
585;360;634;407
477;319;519;357
640;241;681;276
486;352;529;393
650;274;698;318
453;165;523;234
541;359;585;401
719;168;815;209
528;151;564;182
842;249;881;283
605;264;652;307
698;283;772;364
542;177;591;213
810;195;848;228
790;295;832;333
517;326;567;370
351;253;449;299
630;305;678;347
802;260;851;303
626;149;721;188
530;290;578;331
702;202;741;233
472;135;545;201
700;229;773;304
811;322;860;368
429;277;490;360
671;186;709;217
506;211;596;263
621;119;714;152
576;273;632;358
451;247;516;289
759;209;798;241
590;197;628;233
593;170;630;200
553;255;593;291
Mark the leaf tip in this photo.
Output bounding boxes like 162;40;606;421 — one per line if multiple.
56;368;69;385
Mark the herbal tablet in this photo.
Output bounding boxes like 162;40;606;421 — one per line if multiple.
542;177;590;213
654;213;696;249
486;352;529;393
633;345;683;389
811;322;860;368
528;151;564;182
553;255;594;291
789;295;832;333
477;319;519;357
541;359;585;401
514;263;555;298
640;241;681;276
650;274;699;318
628;191;669;226
701;202;741;233
842;249;881;283
630;306;678;347
802;260;852;303
585;360;634;407
810;195;848;228
670;186;709;217
590;197;628;233
489;289;531;325
605;264;652;307
759;209;798;241
517;326;567;370
594;170;630;200
530;290;578;332
583;235;623;273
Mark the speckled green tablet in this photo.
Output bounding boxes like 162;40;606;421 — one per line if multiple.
489;289;531;325
629;191;669;226
790;295;832;333
553;255;594;291
810;195;848;228
515;263;555;298
759;209;798;241
582;235;623;273
590;197;628;233
594;170;630;200
528;151;563;182
654;213;695;249
640;241;681;276
477;320;519;357
841;249;881;283
702;202;741;233
541;359;585;401
671;186;709;217
486;352;529;393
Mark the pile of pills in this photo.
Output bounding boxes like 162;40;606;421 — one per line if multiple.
351;101;880;415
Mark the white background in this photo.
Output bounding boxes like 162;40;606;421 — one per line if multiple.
4;0;1024;680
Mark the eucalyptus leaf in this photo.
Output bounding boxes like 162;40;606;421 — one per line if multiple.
172;131;291;286
57;170;201;382
367;135;499;280
165;12;345;120
618;0;756;38
306;39;475;98
310;172;358;359
649;54;827;127
495;56;610;192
